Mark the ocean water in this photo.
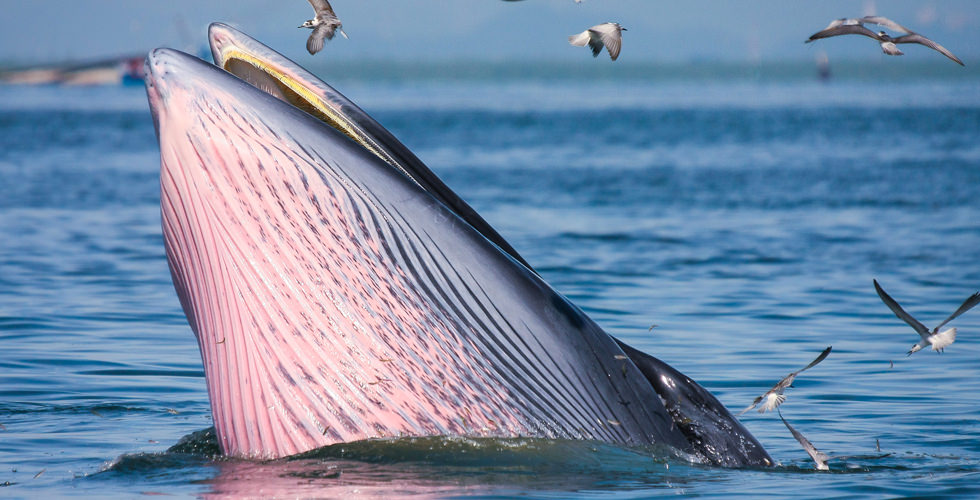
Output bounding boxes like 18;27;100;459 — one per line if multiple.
1;63;979;498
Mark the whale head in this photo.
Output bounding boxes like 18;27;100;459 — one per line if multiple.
143;23;771;467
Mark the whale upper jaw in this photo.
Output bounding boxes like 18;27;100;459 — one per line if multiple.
142;24;772;467
207;22;535;271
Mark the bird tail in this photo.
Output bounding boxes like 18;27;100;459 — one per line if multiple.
881;42;903;56
930;328;956;352
760;394;786;413
568;31;590;47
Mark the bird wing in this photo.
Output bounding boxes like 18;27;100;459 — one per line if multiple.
860;16;913;34
308;0;336;17
779;410;831;468
892;33;965;66
772;374;793;393
741;348;830;415
874;279;930;338
307;24;333;55
738;394;765;416
822;18;856;30
770;346;831;394
568;30;591;47
807;24;881;43
590;23;623;60
794;346;833;375
587;37;605;58
934;292;980;331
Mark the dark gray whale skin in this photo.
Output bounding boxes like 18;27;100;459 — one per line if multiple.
335;84;774;467
364;99;772;465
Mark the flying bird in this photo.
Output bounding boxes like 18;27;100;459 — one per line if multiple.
806;15;964;65
569;23;626;61
778;409;889;470
778;409;831;470
739;346;832;415
300;0;347;55
874;279;980;355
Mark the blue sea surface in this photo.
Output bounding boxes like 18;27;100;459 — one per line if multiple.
1;63;979;498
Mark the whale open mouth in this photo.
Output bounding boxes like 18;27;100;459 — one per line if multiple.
143;22;772;467
208;22;534;271
209;23;410;180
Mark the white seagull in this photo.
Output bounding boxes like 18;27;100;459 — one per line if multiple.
778;409;831;470
780;410;890;471
874;279;980;355
806;15;963;66
299;0;347;55
569;23;626;61
739;346;832;415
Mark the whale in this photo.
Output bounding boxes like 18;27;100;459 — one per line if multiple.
143;23;771;467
